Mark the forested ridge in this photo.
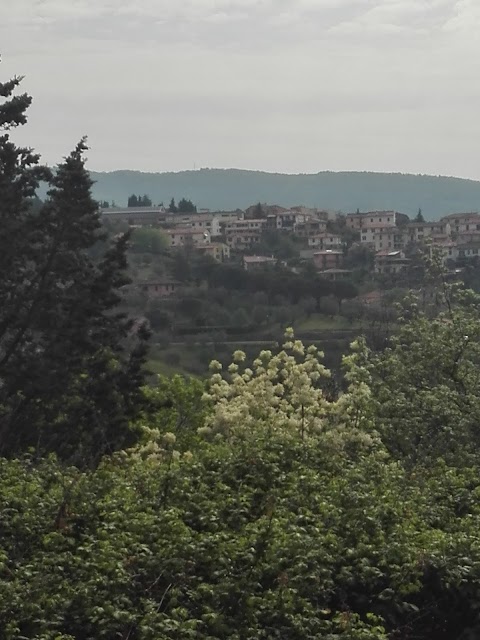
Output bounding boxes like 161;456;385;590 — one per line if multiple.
3;70;480;640
88;168;480;218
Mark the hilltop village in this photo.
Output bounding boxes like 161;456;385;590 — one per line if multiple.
98;199;480;374
102;201;479;282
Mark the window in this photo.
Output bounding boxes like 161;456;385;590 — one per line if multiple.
370;218;373;223
387;217;390;222
467;225;470;230
362;235;367;241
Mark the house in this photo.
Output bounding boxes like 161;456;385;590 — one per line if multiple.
101;206;166;226
266;211;307;231
164;228;211;247
313;250;344;270
455;242;480;261
243;255;277;271
196;242;231;262
139;279;180;297
318;268;353;281
308;234;343;249
403;221;449;245
295;220;328;239
166;213;222;236
346;210;405;231
374;250;410;275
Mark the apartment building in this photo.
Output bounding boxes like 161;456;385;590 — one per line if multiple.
346;211;400;230
224;219;266;250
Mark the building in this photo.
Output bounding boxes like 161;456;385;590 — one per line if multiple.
266;210;308;231
164;228;211;248
374;250;410;275
313;250;344;270
224;219;266;250
403;221;450;245
440;212;480;236
196;242;231;262
243;255;277;270
295;220;328;239
455;242;480;261
346;210;402;230
101;206;167;226
318;268;353;281
308;234;343;250
139;279;180;297
164;213;221;236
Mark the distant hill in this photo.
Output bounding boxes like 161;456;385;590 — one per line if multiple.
88;169;480;219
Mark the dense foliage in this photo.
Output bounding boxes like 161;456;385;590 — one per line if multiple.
1;310;480;637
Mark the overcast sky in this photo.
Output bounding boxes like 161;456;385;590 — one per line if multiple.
1;0;479;178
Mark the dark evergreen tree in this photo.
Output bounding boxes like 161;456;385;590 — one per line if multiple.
140;194;152;207
254;202;264;218
177;197;197;213
127;194;138;207
168;197;177;213
0;72;149;463
415;208;425;222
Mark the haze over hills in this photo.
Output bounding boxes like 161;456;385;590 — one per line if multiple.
89;169;480;219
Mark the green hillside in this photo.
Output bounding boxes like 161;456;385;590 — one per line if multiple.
90;168;480;218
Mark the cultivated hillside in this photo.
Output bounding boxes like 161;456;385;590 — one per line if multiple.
89;169;480;218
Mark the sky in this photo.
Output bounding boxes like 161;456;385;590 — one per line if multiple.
1;0;480;178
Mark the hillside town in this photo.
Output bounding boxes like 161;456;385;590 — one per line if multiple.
101;201;480;287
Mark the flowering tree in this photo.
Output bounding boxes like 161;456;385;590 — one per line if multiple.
201;328;331;441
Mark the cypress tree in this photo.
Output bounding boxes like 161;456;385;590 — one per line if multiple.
0;71;149;463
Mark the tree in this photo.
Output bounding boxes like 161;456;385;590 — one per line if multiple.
331;280;358;312
0;72;149;462
177;197;197;213
130;227;167;254
168;197;178;213
254;202;264;218
128;194;152;207
370;287;480;464
345;243;375;271
415;208;425;222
